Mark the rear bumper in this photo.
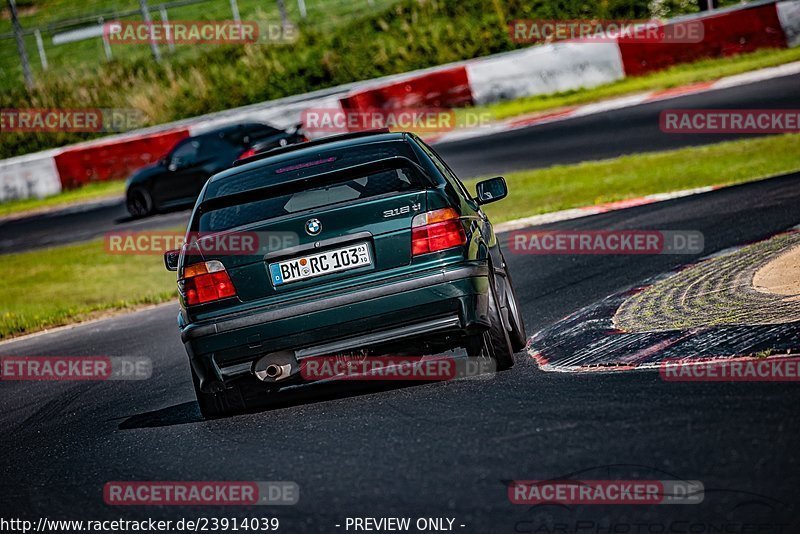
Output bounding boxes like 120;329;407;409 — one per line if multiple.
181;262;490;391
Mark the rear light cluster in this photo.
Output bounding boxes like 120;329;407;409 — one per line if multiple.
180;260;237;306
411;208;467;256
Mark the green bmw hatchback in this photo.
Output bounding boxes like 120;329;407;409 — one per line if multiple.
165;130;526;417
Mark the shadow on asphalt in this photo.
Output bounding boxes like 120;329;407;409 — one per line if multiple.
118;401;203;428
117;379;429;429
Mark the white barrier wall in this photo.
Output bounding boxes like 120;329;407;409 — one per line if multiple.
778;0;800;47
466;42;626;106
0;152;62;202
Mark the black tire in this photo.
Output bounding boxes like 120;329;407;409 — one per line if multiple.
468;271;515;371
126;187;153;218
502;266;527;352
191;367;244;419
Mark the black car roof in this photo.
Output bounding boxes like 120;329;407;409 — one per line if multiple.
195;122;279;139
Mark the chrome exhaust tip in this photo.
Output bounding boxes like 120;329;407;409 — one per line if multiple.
265;364;284;379
253;352;297;382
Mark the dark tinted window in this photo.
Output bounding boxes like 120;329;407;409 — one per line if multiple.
202;135;234;153
198;167;423;232
227;124;282;145
205;140;419;199
169;139;200;169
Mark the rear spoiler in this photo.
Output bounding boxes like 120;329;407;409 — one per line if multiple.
233;129;391;167
197;156;430;217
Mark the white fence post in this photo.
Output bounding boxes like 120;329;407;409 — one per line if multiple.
159;6;175;52
34;29;48;70
138;0;161;61
230;0;241;23
99;17;113;60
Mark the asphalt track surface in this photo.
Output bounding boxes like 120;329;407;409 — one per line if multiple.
1;72;798;254
2;170;800;531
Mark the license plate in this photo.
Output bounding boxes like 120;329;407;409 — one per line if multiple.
269;242;372;286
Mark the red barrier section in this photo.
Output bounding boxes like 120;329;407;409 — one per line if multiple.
54;129;190;189
619;4;787;76
340;66;474;111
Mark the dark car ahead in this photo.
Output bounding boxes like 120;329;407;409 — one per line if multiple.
165;130;526;417
125;122;306;218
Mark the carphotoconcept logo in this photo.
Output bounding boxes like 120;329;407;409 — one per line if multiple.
0;356;151;381
510;230;704;255
0;108;145;133
509;19;704;44
661;109;800;134
103;481;299;506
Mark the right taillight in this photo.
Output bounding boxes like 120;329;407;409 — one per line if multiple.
179;260;237;306
411;208;467;256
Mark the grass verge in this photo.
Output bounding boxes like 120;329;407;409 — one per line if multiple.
1;134;799;340
0;239;177;339
0;180;125;219
469;47;800;121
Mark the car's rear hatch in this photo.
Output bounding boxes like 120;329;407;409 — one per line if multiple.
188;157;432;307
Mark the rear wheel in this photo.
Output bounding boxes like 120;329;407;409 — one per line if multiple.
502;266;527;352
191;367;245;419
468;271;515;371
126;187;153;218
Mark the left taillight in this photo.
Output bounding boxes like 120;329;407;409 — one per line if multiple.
411;208;467;256
179;260;237;306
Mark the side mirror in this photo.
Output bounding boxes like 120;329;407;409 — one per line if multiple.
164;249;180;272
475;177;508;205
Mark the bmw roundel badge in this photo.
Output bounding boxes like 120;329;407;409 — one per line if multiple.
305;218;322;236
